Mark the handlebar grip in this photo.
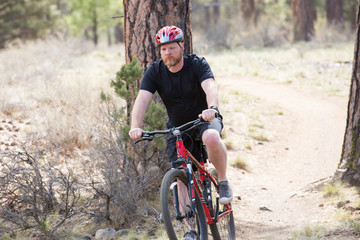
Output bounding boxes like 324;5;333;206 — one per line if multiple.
199;112;219;122
134;132;154;144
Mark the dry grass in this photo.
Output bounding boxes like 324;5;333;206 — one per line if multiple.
290;182;360;239
205;41;352;97
232;155;250;171
1;37;350;154
0;36;355;238
322;181;346;198
0;37;125;156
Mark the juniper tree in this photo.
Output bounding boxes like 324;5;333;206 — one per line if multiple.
92;58;168;227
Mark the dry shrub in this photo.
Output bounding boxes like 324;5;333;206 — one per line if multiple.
0;147;89;239
0;35;169;236
84;99;168;229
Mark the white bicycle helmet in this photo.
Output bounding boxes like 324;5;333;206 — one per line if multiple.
155;26;184;47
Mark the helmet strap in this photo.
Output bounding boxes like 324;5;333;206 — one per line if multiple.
177;42;184;50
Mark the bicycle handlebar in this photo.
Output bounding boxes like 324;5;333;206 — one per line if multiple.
134;118;209;144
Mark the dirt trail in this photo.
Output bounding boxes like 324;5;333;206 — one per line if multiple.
0;72;349;239
219;76;348;239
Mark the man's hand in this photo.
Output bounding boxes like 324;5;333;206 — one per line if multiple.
129;128;144;140
199;108;217;121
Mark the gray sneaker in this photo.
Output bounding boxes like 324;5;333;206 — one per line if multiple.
219;181;233;204
182;230;197;240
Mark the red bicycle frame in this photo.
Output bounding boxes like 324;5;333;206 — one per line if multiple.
175;135;232;225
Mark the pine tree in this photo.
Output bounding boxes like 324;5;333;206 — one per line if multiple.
110;57;167;138
65;0;122;46
0;0;56;48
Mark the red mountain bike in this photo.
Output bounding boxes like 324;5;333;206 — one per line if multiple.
135;118;236;240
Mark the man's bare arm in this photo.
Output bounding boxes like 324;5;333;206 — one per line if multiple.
200;78;220;121
129;90;153;140
201;78;219;107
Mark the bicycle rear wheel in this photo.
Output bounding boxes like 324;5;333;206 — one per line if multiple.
207;169;236;240
161;168;208;240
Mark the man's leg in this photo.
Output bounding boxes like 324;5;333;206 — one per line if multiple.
177;180;195;230
202;129;227;182
202;129;233;204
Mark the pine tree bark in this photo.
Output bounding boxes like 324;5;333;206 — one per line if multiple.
205;5;210;29
291;0;316;41
349;1;358;31
339;1;360;185
351;7;357;30
114;22;124;43
241;0;255;25
92;8;98;46
212;0;220;25
123;0;192;69
326;0;343;26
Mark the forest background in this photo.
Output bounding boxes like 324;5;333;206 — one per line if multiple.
0;0;359;239
0;0;358;49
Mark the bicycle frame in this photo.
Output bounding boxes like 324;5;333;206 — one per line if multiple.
172;132;232;225
135;118;233;229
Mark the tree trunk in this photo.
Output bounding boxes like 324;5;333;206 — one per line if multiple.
212;0;220;25
92;8;98;46
205;5;210;29
114;22;124;43
326;0;343;26
107;24;112;47
348;1;358;31
123;0;192;70
351;6;357;31
339;1;360;186
241;0;255;25
291;0;316;41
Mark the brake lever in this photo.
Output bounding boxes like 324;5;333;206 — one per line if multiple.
134;132;154;144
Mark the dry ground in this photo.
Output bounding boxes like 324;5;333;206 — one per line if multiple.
220;76;351;239
0;39;357;239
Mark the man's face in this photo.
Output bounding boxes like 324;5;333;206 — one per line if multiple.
160;42;183;68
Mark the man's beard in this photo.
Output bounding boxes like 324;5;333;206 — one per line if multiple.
163;53;182;69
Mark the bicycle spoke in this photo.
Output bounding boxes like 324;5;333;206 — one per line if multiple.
207;168;236;240
161;169;208;240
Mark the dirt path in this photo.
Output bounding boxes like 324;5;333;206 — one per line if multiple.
219;76;348;239
0;72;349;239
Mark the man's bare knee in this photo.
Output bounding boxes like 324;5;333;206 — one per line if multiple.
202;129;221;146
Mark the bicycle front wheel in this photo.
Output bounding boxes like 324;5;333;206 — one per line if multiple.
208;168;236;240
161;168;208;240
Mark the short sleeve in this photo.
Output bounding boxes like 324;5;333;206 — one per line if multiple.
140;63;158;94
193;56;214;83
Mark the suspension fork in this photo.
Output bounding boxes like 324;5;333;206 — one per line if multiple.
171;167;196;220
171;181;181;219
200;165;212;209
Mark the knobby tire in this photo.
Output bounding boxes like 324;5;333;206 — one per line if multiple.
208;168;236;240
161;168;208;240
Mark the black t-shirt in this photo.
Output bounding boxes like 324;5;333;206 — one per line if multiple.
140;54;214;126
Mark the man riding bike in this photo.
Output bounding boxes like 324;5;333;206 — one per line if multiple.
129;25;233;240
